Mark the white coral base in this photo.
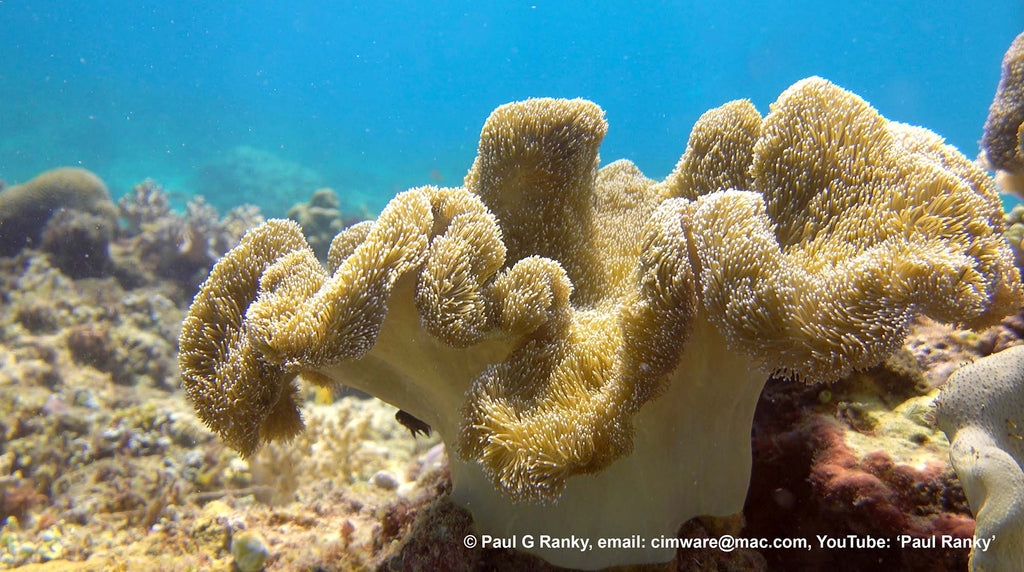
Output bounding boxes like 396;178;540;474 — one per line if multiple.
318;284;767;569
447;319;766;569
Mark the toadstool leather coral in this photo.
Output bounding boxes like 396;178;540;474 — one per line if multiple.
180;79;1024;569
935;345;1024;571
982;32;1024;196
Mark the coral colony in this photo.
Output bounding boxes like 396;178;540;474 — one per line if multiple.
935;345;1024;571
181;76;1023;569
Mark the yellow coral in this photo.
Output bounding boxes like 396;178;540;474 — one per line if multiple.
668;78;1022;382
180;79;1023;569
178;219;310;456
662;99;761;200
327;220;374;272
465;98;611;305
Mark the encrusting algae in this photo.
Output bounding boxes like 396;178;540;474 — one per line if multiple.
180;77;1024;569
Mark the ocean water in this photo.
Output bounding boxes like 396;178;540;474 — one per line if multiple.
1;1;1021;216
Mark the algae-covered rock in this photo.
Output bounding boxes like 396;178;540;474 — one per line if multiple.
231;530;268;572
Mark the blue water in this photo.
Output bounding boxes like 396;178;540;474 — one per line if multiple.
1;1;1021;216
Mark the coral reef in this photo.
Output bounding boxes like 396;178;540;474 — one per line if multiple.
193;145;325;217
0;173;261;303
0;167;117;256
982;32;1024;196
0;170;483;570
0;246;439;569
935;345;1024;570
117;178;171;234
0;230;1009;571
116;180;264;298
1;79;1022;571
180;78;1023;568
739;310;1024;572
0;394;442;570
0;168;289;569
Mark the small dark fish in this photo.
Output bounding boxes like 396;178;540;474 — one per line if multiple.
396;410;431;438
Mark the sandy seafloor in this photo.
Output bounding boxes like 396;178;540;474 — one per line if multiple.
0;176;1020;572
